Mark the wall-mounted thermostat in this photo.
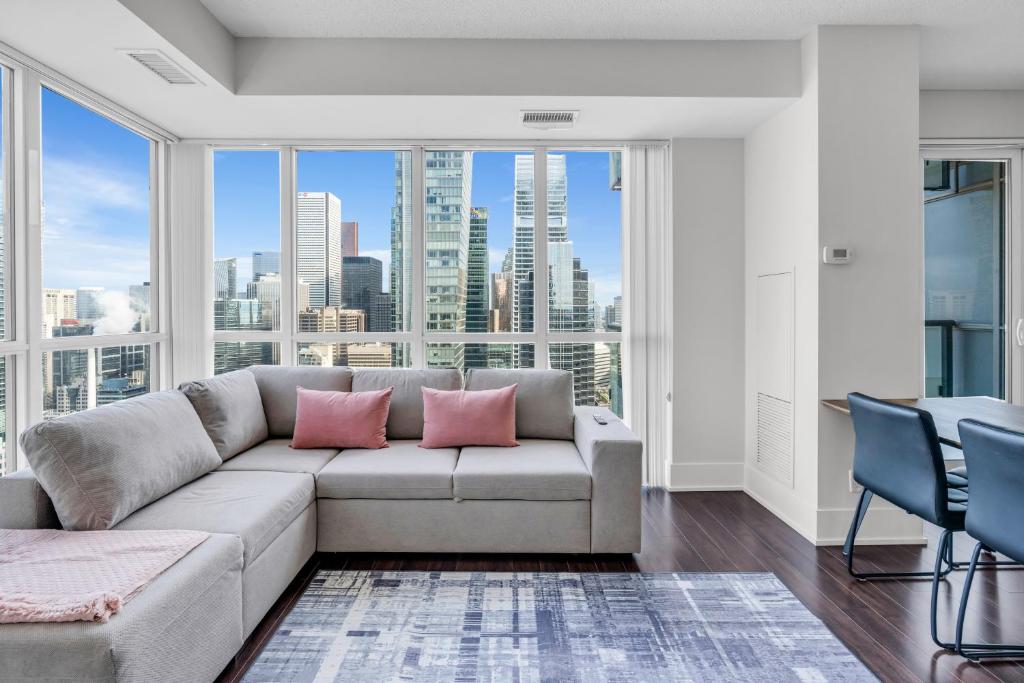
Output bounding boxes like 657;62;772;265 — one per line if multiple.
822;246;851;265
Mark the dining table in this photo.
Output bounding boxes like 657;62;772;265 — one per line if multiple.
821;396;1024;452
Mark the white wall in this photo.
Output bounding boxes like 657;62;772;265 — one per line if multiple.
669;139;746;490
743;31;821;539
921;90;1024;139
814;26;924;544
742;26;925;545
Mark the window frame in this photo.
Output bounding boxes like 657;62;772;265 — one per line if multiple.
208;144;625;389
920;145;1024;405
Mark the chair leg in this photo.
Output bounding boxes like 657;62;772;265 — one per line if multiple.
844;489;951;580
931;529;956;649
955;542;1024;661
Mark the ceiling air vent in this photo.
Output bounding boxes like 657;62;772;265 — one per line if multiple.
119;49;201;85
521;110;579;130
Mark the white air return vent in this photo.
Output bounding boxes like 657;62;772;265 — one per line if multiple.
755;272;795;487
119;49;201;85
521;110;579;130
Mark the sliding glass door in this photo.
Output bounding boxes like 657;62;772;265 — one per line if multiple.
922;148;1023;401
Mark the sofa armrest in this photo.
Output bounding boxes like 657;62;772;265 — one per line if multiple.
0;468;60;529
574;406;642;553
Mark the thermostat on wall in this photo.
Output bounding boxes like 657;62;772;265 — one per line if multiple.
822;246;851;264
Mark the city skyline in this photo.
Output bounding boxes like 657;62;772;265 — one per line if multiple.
213;150;623;309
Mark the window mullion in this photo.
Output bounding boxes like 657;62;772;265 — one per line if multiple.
280;146;295;366
21;68;42;429
411;146;425;368
534;147;549;369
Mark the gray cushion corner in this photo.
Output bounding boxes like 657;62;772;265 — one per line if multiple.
465;368;575;440
249;365;354;437
20;390;221;530
180;369;269;461
454;439;592;501
351;368;463;439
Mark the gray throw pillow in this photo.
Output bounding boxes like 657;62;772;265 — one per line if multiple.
179;369;269;460
20;390;221;530
465;368;575;440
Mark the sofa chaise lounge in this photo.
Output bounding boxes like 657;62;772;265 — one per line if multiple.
0;366;642;682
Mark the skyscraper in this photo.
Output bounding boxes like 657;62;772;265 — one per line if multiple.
341;221;359;258
214;258;237;299
76;286;105;323
43;288;77;330
395;151;472;369
466;208;489;333
296;192;342;309
390;152;413;354
342;256;383;314
369;291;392;333
247;274;281;330
129;282;150;332
252;251;281;281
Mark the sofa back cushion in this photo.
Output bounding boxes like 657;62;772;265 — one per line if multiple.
249;365;353;437
179;369;269;460
19;390;221;530
352;368;462;439
465;368;575;440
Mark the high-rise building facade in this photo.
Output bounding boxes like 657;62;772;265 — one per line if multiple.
342;256;383;314
214;258;237;300
395;151;472;369
341;221;359;258
247;274;281;330
76;286;105;323
252;251;281;281
296;192;342;309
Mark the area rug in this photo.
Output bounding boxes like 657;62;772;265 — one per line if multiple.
243;571;876;682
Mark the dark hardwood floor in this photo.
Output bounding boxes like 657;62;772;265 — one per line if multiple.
217;490;1024;683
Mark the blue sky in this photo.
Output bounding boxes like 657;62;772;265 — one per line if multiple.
41;88;151;293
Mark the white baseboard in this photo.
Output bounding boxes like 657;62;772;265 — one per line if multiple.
815;505;926;547
667;462;744;491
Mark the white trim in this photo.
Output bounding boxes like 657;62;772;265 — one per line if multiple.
667;462;744;491
411;146;425;367
0;42;177;143
279;147;295;366
534;148;549;367
186;138;666;148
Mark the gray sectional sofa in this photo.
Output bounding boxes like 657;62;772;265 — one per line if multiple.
0;366;642;682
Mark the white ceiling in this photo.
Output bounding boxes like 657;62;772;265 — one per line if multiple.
201;0;1024;89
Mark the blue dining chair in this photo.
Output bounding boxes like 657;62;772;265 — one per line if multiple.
844;393;963;648
953;419;1024;661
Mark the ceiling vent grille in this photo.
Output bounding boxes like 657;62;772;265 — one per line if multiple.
119;49;200;85
521;110;579;130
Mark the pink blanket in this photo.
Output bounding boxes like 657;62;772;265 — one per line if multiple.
0;528;210;624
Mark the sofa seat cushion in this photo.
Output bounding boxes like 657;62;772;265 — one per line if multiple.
316;440;458;499
454;439;592;501
0;533;244;683
114;471;313;566
217;439;340;475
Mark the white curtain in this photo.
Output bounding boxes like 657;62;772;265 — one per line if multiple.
623;144;673;488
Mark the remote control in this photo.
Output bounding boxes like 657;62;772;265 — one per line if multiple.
593;414;608;425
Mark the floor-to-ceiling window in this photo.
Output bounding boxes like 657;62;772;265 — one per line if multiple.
923;157;1007;399
0;51;170;475
210;146;626;415
40;88;158;417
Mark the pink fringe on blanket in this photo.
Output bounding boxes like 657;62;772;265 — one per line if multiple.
0;528;209;624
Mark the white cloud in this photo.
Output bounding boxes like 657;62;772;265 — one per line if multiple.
93;291;139;335
41;156;151;291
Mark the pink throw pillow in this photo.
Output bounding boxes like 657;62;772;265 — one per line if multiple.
420;385;518;448
291;386;392;449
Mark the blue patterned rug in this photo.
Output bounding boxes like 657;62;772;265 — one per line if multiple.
244;571;876;682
